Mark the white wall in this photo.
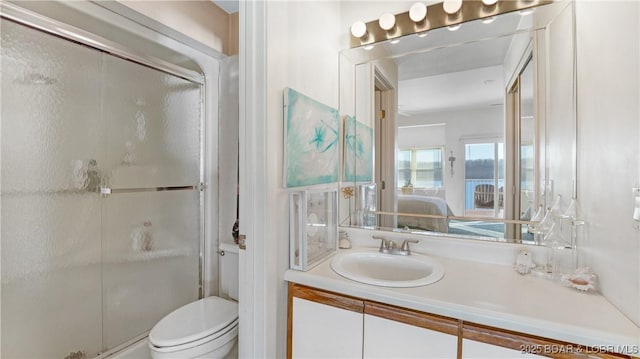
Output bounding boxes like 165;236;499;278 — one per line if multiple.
261;2;343;357
218;56;239;250
397;123;446;149
576;0;640;326
117;0;238;55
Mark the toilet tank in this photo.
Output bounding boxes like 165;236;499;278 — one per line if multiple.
219;243;239;301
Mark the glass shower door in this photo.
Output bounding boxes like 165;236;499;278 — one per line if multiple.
1;17;204;356
100;54;202;349
1;19;104;357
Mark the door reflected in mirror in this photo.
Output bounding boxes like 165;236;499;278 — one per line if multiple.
340;1;576;244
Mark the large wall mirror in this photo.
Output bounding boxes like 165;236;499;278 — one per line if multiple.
339;1;576;244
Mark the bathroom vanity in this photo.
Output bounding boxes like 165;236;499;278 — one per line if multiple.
285;247;640;359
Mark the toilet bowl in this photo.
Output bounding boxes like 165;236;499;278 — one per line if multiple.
149;296;238;359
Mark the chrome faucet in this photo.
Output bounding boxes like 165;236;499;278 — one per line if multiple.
372;236;419;255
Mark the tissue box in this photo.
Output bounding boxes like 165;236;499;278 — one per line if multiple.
289;189;338;271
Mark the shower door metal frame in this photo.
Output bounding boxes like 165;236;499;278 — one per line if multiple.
1;1;209;354
0;2;204;85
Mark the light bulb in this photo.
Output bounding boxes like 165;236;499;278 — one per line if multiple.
447;24;461;31
390;38;401;44
379;13;396;31
482;0;498;5
350;21;367;38
443;0;463;15
364;44;375;51
417;31;428;38
409;2;428;23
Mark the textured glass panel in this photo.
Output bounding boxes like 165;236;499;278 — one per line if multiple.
1;20;103;357
102;190;200;349
1;21;105;194
102;55;201;189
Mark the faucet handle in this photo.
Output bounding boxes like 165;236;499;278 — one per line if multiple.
372;236;389;252
400;239;420;254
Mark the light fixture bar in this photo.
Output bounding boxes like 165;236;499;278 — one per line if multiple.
349;0;553;48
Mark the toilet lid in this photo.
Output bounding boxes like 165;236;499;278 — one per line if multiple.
149;297;238;348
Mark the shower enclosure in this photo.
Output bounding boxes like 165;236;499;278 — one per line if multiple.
1;4;208;357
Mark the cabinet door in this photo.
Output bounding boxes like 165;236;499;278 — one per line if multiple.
364;314;459;358
363;301;459;358
462;339;545;358
291;297;363;359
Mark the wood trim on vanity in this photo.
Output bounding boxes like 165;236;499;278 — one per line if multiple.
364;300;460;337
457;320;463;359
462;322;635;359
287;283;294;359
288;283;365;313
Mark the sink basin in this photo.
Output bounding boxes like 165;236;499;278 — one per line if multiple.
330;250;445;288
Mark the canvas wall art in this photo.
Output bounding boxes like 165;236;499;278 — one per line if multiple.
344;115;373;182
284;88;340;187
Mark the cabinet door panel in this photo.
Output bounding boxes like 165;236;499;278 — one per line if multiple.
292;297;363;359
364;314;458;358
463;339;546;358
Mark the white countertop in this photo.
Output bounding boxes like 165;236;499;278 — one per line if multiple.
285;247;640;355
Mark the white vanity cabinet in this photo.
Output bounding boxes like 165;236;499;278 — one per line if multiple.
288;283;633;359
288;284;459;359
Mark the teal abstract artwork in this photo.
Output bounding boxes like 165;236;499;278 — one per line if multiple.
344;115;373;182
284;88;339;187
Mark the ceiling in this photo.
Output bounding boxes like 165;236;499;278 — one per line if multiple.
398;64;506;116
367;10;532;117
396;33;515;116
211;0;239;14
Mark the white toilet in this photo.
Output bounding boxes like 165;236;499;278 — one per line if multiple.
148;296;238;358
149;249;240;358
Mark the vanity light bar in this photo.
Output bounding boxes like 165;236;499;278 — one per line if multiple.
349;0;553;48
